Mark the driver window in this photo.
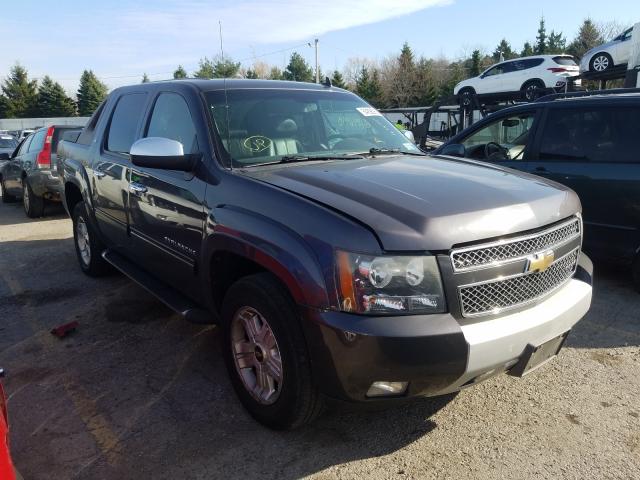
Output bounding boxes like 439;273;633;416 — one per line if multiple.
462;112;536;160
484;65;504;77
146;93;198;154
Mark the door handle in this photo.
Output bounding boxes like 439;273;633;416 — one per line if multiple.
94;170;106;178
129;182;148;196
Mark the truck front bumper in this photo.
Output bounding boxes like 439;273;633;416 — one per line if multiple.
302;254;593;402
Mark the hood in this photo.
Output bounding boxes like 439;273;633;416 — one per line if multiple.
243;155;581;251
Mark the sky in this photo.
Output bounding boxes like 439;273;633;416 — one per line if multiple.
0;0;636;94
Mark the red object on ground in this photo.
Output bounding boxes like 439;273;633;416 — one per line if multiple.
0;382;16;480
50;321;79;338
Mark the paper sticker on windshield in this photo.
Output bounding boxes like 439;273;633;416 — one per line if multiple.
356;107;382;117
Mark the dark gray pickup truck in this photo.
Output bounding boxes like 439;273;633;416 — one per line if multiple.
58;79;593;429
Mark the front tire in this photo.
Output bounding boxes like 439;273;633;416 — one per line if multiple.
72;201;111;276
1;178;17;203
221;273;323;430
23;179;45;218
458;88;475;107
590;52;613;72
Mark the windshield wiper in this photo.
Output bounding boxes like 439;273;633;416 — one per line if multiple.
362;148;426;157
241;153;365;167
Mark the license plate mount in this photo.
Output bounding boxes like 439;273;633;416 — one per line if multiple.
509;331;569;377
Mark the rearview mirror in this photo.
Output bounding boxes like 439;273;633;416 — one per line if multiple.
502;119;520;127
130;137;200;171
440;143;466;158
403;129;416;144
0;153;9;161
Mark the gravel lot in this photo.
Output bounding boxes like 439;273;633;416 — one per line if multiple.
0;198;638;480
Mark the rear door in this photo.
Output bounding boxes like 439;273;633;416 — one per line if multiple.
127;91;207;294
92;92;148;247
527;104;640;262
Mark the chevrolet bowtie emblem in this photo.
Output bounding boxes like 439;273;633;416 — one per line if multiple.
526;249;555;273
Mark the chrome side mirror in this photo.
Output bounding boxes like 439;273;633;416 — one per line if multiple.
130;137;200;171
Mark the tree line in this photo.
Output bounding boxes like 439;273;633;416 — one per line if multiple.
0;17;627;118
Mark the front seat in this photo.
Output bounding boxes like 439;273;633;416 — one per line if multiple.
270;118;302;156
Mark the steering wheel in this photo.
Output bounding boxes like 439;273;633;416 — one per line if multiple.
484;142;510;161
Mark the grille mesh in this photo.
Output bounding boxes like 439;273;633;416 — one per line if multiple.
451;218;580;271
459;250;579;317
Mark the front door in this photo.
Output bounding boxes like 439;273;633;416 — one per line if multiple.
4;135;32;194
127;92;207;296
92;92;148;247
528;106;640;262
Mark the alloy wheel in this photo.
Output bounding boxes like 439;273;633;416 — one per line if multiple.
593;55;609;72
230;306;283;405
76;217;91;266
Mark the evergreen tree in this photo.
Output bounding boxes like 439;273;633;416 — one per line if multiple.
547;31;567;54
213;58;241;78
1;63;38;118
521;42;535;57
173;65;188;79
269;66;283;80
0;95;8;118
76;70;108;116
415;58;437;106
245;69;259;79
141;73;150;83
330;70;346;89
492;39;516;62
535;17;547;54
283;52;314;82
470;50;482;76
355;67;382;107
568;19;604;59
194;57;215;79
36;76;76;117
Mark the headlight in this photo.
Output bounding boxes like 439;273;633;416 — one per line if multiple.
336;251;446;315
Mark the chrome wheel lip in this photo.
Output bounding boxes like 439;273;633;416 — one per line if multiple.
593;55;609;71
76;217;91;266
231;306;283;405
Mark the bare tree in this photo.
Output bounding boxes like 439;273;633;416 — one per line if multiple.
597;20;632;41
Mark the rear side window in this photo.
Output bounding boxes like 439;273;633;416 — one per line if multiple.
106;93;147;154
538;107;639;163
553;56;577;66
27;129;46;153
17;136;32;156
146;93;198;154
523;58;545;69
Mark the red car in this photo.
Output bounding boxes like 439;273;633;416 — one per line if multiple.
0;370;16;480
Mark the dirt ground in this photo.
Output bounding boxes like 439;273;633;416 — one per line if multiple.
0;198;638;480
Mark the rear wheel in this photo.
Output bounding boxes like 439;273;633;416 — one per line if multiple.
521;80;545;102
221;273;323;430
72;201;111;276
590;52;613;72
458;88;475;107
1;178;17;203
23;179;45;218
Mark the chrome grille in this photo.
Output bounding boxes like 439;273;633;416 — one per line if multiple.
459;249;579;317
451;217;581;271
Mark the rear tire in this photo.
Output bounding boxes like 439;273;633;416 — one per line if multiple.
521;80;545;102
458;88;475;107
221;272;323;430
590;52;613;72
1;178;17;203
72;201;111;277
23;179;45;218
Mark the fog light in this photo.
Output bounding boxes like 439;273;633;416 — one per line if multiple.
366;381;408;397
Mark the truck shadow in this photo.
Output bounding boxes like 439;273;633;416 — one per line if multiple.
0;200;67;227
566;261;640;350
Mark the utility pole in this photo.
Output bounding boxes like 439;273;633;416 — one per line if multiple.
314;38;319;83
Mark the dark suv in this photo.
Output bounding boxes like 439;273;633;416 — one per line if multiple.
437;91;640;289
58;80;592;429
0;125;82;217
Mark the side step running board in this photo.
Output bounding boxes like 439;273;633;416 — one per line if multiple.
102;249;214;324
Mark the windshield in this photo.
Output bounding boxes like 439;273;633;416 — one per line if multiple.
0;138;17;149
205;89;422;167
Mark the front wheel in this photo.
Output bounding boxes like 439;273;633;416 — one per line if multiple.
458;88;475;107
590;52;613;72
221;273;323;430
72;201;111;276
23;179;45;218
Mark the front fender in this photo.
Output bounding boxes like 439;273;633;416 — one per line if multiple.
62;158;95;217
201;205;330;309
